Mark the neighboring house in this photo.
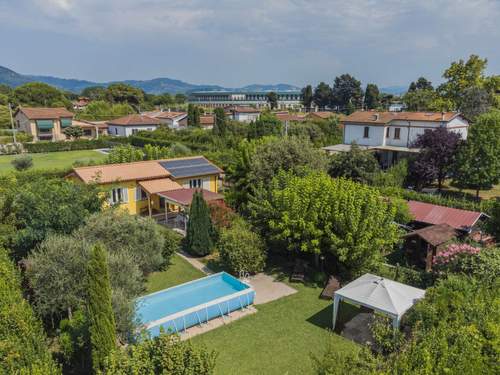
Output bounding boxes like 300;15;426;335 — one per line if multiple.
403;200;488;271
144;110;188;129
72;119;108;139
307;111;340;121
388;102;406;112
322;110;469;168
14;107;75;142
189;91;302;109
274;112;307;123
69;156;223;227
107;114;160;137
200;114;215;130
226;106;261;122
73;97;91;110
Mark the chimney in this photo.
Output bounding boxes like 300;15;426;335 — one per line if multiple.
373;113;379;121
441;111;445;121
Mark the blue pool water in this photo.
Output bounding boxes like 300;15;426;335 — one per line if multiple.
136;272;255;335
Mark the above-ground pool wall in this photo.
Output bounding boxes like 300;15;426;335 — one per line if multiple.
147;289;256;336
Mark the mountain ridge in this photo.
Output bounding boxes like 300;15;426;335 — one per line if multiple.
0;65;300;94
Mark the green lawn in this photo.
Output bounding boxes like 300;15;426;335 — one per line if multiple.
145;254;359;374
145;254;205;294
0;150;107;174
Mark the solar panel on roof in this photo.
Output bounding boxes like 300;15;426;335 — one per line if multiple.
160;157;206;169
159;158;219;178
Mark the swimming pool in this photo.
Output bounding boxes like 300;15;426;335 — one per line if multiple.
136;272;255;336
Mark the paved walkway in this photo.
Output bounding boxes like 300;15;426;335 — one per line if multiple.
177;251;214;274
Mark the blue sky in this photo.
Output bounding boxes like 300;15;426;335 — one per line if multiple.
0;0;499;88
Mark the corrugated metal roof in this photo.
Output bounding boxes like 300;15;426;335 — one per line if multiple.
407;200;483;230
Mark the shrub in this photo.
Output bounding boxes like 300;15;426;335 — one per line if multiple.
218;219;266;275
11;154;33;171
159;226;181;265
103;333;217;374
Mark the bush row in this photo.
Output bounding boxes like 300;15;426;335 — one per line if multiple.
129;135;171;148
22;138;126;153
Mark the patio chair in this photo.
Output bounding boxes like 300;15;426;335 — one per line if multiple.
290;259;307;283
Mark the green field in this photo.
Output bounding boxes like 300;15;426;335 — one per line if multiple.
0;150;107;174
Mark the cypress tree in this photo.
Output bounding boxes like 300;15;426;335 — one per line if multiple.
186;191;214;256
213;107;227;136
87;243;116;373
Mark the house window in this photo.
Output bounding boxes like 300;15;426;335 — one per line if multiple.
109;188;128;204
394;128;401;139
135;187;148;201
114;128;118;135
363;126;370;138
386;128;390;138
132;129;138;135
189;179;202;188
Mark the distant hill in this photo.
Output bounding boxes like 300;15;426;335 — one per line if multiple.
380;85;407;96
0;65;300;94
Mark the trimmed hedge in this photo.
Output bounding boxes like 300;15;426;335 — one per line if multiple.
23;138;127;153
129;135;172;148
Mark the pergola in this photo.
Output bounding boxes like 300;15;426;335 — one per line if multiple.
332;273;425;330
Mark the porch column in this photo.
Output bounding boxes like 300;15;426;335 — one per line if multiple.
164;199;168;223
147;193;152;217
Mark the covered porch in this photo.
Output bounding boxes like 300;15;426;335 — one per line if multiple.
138;178;223;232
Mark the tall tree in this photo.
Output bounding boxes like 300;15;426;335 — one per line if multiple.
12;82;71;108
81;86;106;101
87;243;116;373
213;107;227;136
263;172;398;277
301;85;314;110
439;54;488;108
105;83;144;108
186;191;214;256
331;74;363;112
411;77;434;91
0;248;60;374
460;86;493;121
409;128;461;190
187;104;201;127
453;110;500;197
313;82;333;109
266;91;278;109
364;83;380;109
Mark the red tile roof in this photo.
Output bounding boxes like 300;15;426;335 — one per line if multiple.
155;111;187;120
157;188;223;207
200;114;215;126
407;200;483;230
343;110;461;125
17;107;74;120
107;114;160;126
275;112;306;122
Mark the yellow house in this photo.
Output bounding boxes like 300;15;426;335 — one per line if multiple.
70;156;223;228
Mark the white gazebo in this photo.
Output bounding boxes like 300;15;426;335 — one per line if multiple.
332;273;426;330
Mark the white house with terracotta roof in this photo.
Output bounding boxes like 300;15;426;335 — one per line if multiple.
323;110;469;168
143;110;188;129
14;107;75;142
225;106;261;122
107;114;161;137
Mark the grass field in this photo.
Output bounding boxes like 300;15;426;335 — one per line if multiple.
192;281;359;375
0;150;107;174
145;254;205;294
442;180;500;200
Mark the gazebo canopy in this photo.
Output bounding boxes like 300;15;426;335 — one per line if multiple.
332;273;425;329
